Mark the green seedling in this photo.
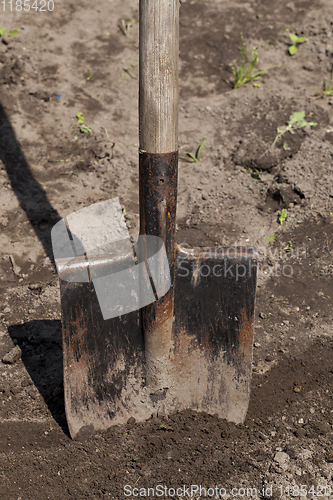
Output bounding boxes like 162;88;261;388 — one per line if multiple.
288;33;307;55
76;112;93;133
265;233;277;245
273;111;317;145
253;83;261;88
76;112;84;125
87;68;93;81
232;35;266;89
257;14;264;19
120;19;136;36
323;78;333;97
179;138;206;163
266;312;273;323
246;166;260;180
284;241;293;252
159;424;174;431
0;26;19;37
80;125;93;133
279;208;287;226
282;142;289;151
330;212;333;217
314;72;333;99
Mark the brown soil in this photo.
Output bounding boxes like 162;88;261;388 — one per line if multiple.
0;0;333;498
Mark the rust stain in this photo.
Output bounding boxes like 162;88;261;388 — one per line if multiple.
237;307;254;365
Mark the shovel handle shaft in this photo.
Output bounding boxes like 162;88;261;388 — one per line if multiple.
139;0;179;153
139;0;179;390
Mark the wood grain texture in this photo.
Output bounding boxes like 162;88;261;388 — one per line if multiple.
139;0;179;153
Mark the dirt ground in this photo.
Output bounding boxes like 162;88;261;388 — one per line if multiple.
0;0;333;498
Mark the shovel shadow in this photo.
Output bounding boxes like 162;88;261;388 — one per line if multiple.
8;319;70;436
0;103;69;433
0;102;60;267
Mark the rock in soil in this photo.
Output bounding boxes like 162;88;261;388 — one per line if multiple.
2;345;22;365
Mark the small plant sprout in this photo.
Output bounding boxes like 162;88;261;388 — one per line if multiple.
232;35;266;89
273;111;317;146
279;209;287;226
265;233;277;245
87;68;93;81
120;19;136;36
180;138;207;163
246;166;260;180
0;26;19;37
314;71;333;99
284;241;293;252
76;112;93;134
288;32;307;55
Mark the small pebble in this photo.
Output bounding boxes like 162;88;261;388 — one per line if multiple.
2;345;22;365
303;62;315;71
274;451;290;468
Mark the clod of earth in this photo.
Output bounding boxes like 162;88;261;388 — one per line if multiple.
2;345;22;365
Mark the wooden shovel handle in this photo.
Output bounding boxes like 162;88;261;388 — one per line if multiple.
139;0;179;153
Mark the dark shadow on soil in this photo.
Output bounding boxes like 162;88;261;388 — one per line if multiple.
8;319;69;437
0;103;60;268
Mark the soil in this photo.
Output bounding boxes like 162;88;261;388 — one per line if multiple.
0;0;333;498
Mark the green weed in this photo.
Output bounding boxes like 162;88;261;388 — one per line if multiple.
288;33;307;55
180;139;206;163
232;35;266;89
87;68;93;81
279;208;287;226
246;166;260;180
0;26;19;37
284;241;293;252
120;19;136;36
273;111;317;145
265;234;277;245
323;78;333;97
314;72;333;99
76;112;93;134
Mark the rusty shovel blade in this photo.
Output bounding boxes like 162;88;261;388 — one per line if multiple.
57;242;256;439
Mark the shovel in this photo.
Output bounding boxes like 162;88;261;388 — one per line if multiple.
51;0;257;439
